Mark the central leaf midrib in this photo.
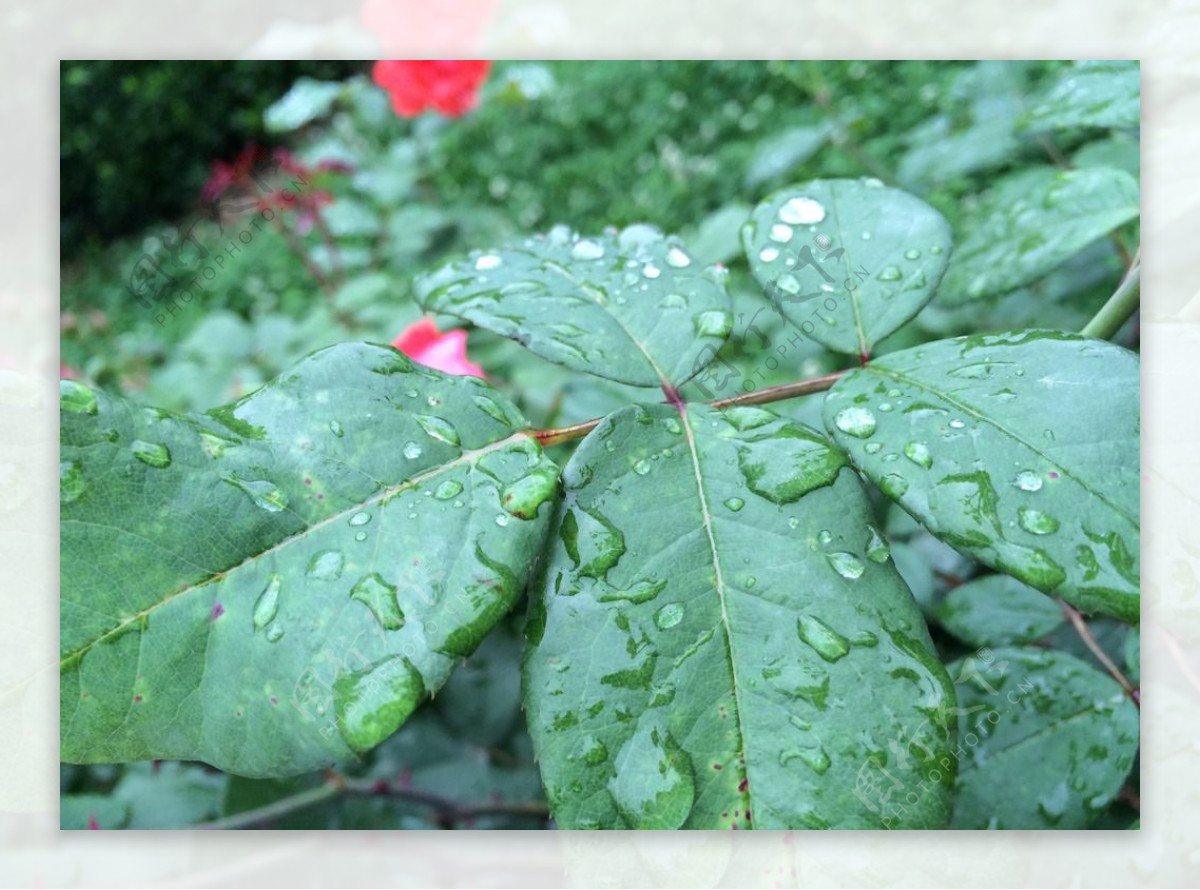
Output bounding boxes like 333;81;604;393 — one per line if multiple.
829;184;869;359
867;364;1138;528
678;404;752;821
60;431;530;668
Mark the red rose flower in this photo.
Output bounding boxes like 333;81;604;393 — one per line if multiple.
392;317;485;378
372;60;492;118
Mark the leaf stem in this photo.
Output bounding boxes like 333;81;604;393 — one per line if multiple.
1081;257;1141;341
1058;601;1139;706
191;771;549;830
530;369;850;447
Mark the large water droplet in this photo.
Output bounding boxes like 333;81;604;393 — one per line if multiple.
827;551;865;579
1014;470;1043;492
758;246;780;263
474;253;502;271
60;380;98;415
223;475;289;512
654;602;685;630
415;415;460;446
1018;508;1060;535
833;407;876;438
473;394;511;425
131;440;171;469
642;263;662;279
903;441;932;469
571;239;605;260
876;266;902;282
817;529;833;545
253;574;282;630
780;745;831;774
403;441;423;460
864;442;883;454
329;420;345;438
723;496;745;512
865;526;890;563
583;736;609;765
904;248;922;260
334;656;425;752
348;511;372;527
307;549;345;581
561;507;626;579
60;460;86;504
350;572;405;630
501;467;557;519
608;725;695;829
769;223;794;243
796;614;851;662
879;473;909;498
694;309;733;338
778;195;827;225
633;459;651;476
431;479;462;501
665;247;691;268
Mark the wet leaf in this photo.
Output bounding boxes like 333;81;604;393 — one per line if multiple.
934;574;1064;647
524;402;957;829
60;344;557;777
414;224;732;388
939;166;1139;304
1124;626;1139;685
1021;61;1140;132
947;647;1139;829
824;330;1139;622
743;178;952;358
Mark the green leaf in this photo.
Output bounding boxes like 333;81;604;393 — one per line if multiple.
939;167;1139;304
523;402;957;829
743;123;832;189
1125;626;1140;685
947;647;1139;828
60;794;130;830
112;762;225;828
742;179;953;358
415;225;733;388
934;574;1064;647
264;78;344;133
1021;61;1140;132
60;343;557;777
823;331;1139;622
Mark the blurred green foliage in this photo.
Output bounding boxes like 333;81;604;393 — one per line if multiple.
61;60;362;253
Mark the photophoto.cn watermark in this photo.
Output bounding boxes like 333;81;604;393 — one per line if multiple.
850;647;1052;827
126;151;313;328
690;230;871;400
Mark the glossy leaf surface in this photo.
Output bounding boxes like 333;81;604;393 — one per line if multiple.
60;344;557;777
947;647;1139;829
415;225;732;388
743;179;952;357
824;331;1139;622
524;402;956;829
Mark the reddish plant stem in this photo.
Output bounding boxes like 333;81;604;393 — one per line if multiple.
192;771;548;830
532;369;850;447
1058;601;1139;706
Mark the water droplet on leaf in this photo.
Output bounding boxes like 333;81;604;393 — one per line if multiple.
833;407;876;438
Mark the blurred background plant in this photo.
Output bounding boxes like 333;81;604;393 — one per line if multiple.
60;59;1140;829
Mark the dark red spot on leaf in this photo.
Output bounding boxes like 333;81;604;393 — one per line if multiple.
133;694;143;703
269;696;278;706
738;778;748;793
87;814;100;830
210;602;225;621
